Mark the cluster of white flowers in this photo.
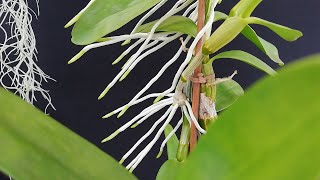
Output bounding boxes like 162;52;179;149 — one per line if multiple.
69;0;219;172
0;0;54;111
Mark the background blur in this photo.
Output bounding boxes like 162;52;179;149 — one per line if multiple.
1;0;319;179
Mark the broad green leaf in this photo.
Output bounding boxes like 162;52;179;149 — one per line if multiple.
246;17;303;41
71;0;162;45
208;50;276;76
216;79;244;112
136;16;197;37
163;124;179;160
242;25;284;65
177;54;320;180
0;88;136;180
156;160;183;180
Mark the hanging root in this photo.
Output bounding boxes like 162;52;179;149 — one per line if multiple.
0;0;55;111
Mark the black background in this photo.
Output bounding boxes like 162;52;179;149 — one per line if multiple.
1;0;319;179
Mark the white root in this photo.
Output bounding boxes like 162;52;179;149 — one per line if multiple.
0;0;55;112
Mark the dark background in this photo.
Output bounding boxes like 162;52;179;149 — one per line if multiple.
1;0;319;179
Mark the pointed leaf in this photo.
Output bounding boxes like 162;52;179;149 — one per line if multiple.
246;17;303;41
216;79;244;112
242;25;284;65
136;16;197;37
71;0;162;45
164;124;179;160
0;88;136;180
209;50;276;76
177;55;320;180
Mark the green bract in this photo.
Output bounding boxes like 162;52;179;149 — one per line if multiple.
71;0;162;45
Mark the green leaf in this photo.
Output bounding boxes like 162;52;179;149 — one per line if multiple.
246;17;303;41
0;88;136;180
136;16;197;37
71;0;162;45
177;54;320;180
136;12;228;37
216;79;244;112
208;50;276;76
241;25;284;65
163;124;179;160
157;160;183;180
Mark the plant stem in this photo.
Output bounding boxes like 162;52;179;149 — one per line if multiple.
199;59;217;130
176;115;191;162
190;0;206;151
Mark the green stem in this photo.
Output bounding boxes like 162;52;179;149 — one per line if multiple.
176;115;190;162
199;57;218;130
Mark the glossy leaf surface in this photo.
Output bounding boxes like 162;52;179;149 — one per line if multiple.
0;88;136;180
216;79;244;112
209;50;277;76
164;124;179;160
247;17;303;41
137;16;197;37
242;25;284;65
178;55;320;180
71;0;162;45
156;160;183;180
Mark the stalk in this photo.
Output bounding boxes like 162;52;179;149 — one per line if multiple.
199;57;218;130
176;115;190;162
190;0;206;152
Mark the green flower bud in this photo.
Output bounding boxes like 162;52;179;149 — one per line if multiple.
230;0;262;18
202;17;248;55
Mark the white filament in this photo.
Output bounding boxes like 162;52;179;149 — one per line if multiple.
128;104;179;171
158;118;183;157
121;106;173;164
0;0;55;111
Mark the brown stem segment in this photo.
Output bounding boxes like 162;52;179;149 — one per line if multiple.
190;0;206;152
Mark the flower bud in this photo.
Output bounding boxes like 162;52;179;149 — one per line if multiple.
229;0;262;18
202;17;248;55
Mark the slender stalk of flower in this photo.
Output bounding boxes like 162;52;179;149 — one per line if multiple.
0;0;55;112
